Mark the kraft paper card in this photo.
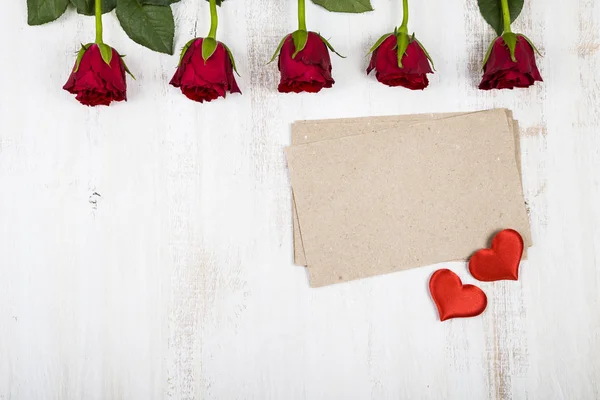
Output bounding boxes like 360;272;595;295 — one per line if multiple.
291;110;524;267
286;109;531;287
291;113;460;265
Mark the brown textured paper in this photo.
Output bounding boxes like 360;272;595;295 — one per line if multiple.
291;113;459;265
291;110;524;266
286;109;531;287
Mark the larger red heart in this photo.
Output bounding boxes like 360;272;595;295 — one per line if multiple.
429;269;488;321
469;229;524;282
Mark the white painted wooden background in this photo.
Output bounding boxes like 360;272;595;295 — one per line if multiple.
1;0;599;398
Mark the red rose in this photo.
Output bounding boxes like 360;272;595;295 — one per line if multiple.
63;44;127;107
277;32;334;93
170;38;241;103
479;34;542;90
367;34;433;90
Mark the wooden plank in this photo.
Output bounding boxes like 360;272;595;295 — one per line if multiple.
0;0;599;399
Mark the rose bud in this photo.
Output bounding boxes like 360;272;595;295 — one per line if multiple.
271;31;340;94
170;38;241;103
63;43;130;107
367;30;434;90
479;33;543;90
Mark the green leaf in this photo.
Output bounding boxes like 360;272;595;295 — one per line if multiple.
477;0;524;36
27;0;69;25
318;34;345;58
481;37;496;69
367;33;393;55
519;34;542;57
222;42;240;76
502;32;518;62
98;43;114;65
202;37;218;62
268;35;289;64
178;38;196;65
116;0;175;54
396;32;409;68
140;0;180;5
413;37;435;70
74;43;92;72
311;0;373;13
292;30;308;58
70;0;116;15
118;54;136;79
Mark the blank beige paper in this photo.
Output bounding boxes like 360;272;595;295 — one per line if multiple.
291;110;524;266
286;109;531;287
292;112;463;266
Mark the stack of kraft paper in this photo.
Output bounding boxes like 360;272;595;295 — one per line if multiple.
285;109;532;287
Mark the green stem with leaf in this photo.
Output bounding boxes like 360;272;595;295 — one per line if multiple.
500;0;512;33
95;0;103;44
298;0;307;31
399;0;409;31
208;0;218;39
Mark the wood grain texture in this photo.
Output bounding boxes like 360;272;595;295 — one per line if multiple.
0;0;599;399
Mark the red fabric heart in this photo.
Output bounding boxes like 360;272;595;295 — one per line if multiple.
429;269;488;321
469;229;524;282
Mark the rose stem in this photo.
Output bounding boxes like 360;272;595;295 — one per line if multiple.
208;0;218;39
95;0;103;44
298;0;307;31
500;0;512;33
399;0;409;31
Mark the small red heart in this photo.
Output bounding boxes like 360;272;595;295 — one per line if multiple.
429;269;488;321
469;229;524;282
